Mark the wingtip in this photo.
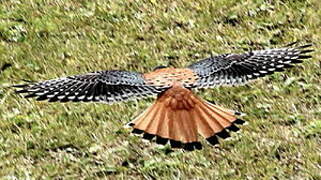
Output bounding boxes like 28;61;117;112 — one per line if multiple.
298;55;312;60
15;89;28;94
297;43;313;49
285;41;299;47
300;49;314;54
285;42;313;49
24;93;38;98
12;84;29;88
12;84;31;94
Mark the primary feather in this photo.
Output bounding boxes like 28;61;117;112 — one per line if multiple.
15;70;167;103
188;44;313;88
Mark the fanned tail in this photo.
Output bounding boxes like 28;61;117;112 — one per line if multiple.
129;86;245;151
191;99;245;146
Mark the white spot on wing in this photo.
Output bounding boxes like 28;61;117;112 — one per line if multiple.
58;95;65;99
68;96;75;100
78;95;85;100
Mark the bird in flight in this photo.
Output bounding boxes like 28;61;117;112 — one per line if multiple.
15;43;313;151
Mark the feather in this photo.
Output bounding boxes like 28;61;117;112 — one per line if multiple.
189;43;313;88
14;70;168;104
129;85;244;150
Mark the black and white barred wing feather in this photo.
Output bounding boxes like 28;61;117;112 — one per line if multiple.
188;44;313;88
15;70;167;103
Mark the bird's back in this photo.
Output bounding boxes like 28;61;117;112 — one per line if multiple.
143;67;198;88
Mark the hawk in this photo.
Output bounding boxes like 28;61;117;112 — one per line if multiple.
15;43;313;151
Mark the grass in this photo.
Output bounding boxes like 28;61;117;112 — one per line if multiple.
0;0;320;179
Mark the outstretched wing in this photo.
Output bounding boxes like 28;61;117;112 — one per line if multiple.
188;44;313;89
15;70;168;103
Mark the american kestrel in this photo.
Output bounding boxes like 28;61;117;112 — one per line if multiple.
15;43;313;151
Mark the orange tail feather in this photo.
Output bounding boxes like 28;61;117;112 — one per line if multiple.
129;86;245;150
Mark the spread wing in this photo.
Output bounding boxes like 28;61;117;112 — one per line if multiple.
14;70;168;103
188;44;313;89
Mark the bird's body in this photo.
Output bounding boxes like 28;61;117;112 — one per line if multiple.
143;67;198;87
132;67;243;150
15;43;313;151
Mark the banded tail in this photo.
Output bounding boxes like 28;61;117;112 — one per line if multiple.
129;86;245;151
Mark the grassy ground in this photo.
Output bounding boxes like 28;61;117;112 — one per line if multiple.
1;0;320;179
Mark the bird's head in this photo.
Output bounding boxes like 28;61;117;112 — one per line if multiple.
153;65;167;71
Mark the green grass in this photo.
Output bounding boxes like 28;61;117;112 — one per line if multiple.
1;0;321;179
